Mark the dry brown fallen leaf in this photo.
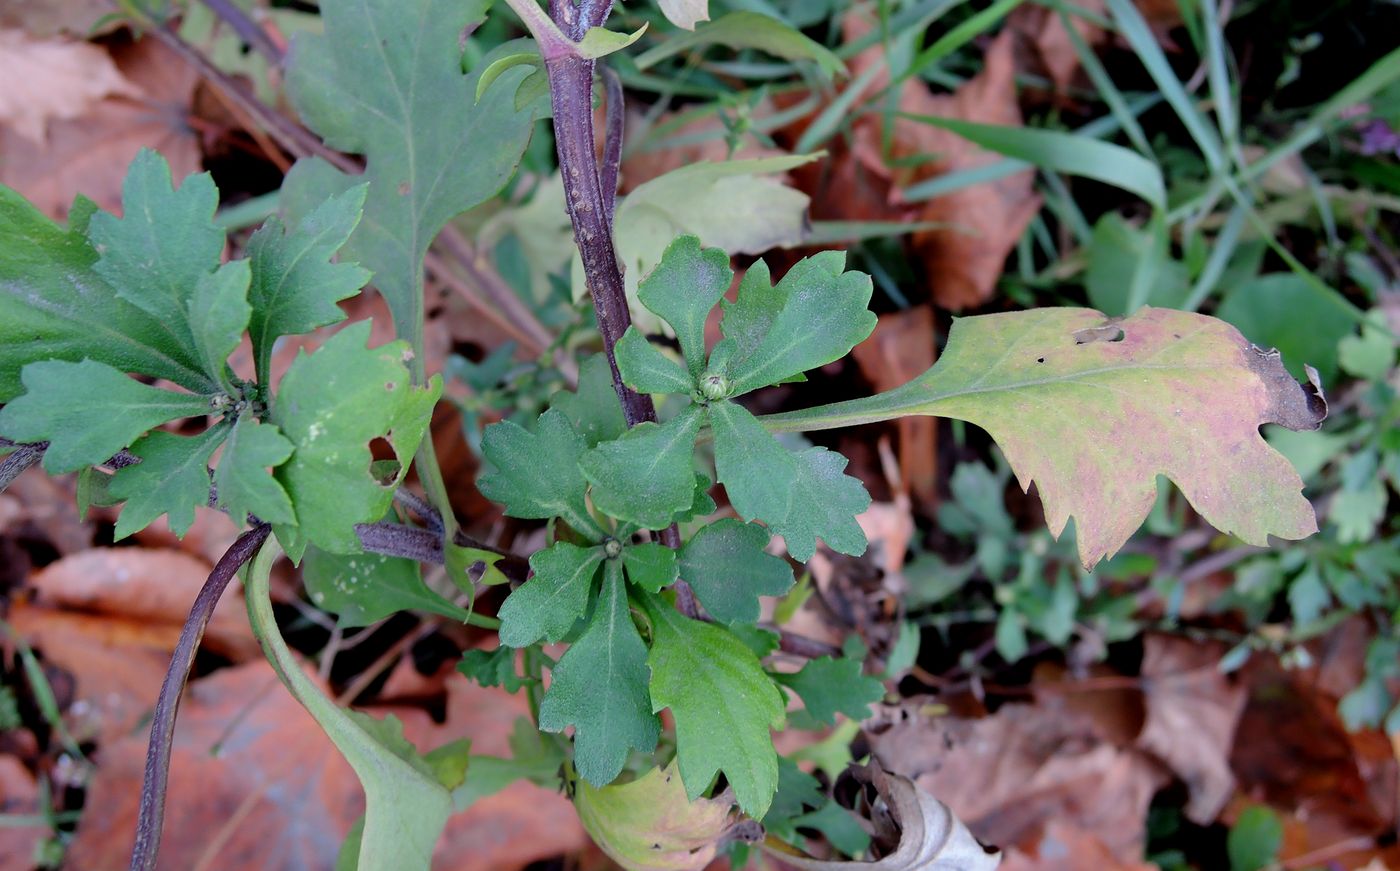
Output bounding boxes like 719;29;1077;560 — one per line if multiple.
0;28;139;143
850;306;938;507
0;35;200;220
866;694;1167;865
999;820;1156;871
0;0;114;37
27;548;255;660
1006;0;1109;97
1135;633;1247;823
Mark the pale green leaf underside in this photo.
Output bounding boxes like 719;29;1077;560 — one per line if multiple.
765;307;1324;567
303;546;469;627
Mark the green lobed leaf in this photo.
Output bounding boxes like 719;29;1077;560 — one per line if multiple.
773;656;884;727
478;408;596;533
214;416;296;527
0;359;213;473
637;235;733;378
498;542;606;647
722;249;876;395
643;592;785;817
303;546;470;627
679;519;793;624
88;149;225;349
0;184;211;400
623;541;678;593
188;260;252;389
539;561;659;787
246;185;370;382
457;646;529;694
769;447;870;563
764;307;1327;568
109;426;226;540
709;400;795;528
615;327;694;395
580;404;706;530
551;354;628;448
271;322;441;553
284;0;535;355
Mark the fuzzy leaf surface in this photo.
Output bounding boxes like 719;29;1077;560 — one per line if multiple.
539;562;659;787
214;417;296;527
303;547;469;627
679;519;793;624
498;542;606;647
774;656;884;726
581;404;706;529
769;447;870;562
551;354;628;447
722;250;876;395
644;594;785;817
271;322;441;553
709;400;795;527
637;235;732;377
284;0;535;343
88;149;224;347
0;359;212;473
478;409;593;527
623;541;679;593
616;327;694;395
108;427;224;540
0;186;212;400
188;260;252;387
246;185;370;379
575;762;736;871
457;646;528;694
765;307;1327;567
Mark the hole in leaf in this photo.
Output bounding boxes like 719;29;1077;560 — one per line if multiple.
1073;324;1126;345
367;436;398;486
1036;357;1045;363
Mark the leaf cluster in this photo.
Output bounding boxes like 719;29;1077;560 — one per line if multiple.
0;151;440;558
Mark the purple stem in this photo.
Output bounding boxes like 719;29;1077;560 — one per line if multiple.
129;524;271;871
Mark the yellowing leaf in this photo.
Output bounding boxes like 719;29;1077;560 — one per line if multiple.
575;762;737;871
767;307;1326;568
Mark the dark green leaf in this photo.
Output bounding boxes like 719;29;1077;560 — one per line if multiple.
1217;273;1353;383
246;185;370;380
539;562;659;786
498;542;606;647
551;354;627;447
457;646;529;693
109;426;225;539
478;409;595;533
709;399;795;526
722;250;875;394
679;519;793;624
1227;806;1282;871
88;149;224;346
791;801;872;857
188;260;252;387
643;593;785;817
0;184;211;400
615;327;694;395
580;404;705;529
284;0;535;343
271;322;441;553
622;541;678;593
769;447;870;562
763;756;824;826
637;235;732;378
774;656;883;726
214;416;296;527
0;359;212;473
303;546;469;627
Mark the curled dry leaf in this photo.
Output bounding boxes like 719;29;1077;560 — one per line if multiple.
765;765;1000;870
574;762;753;871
